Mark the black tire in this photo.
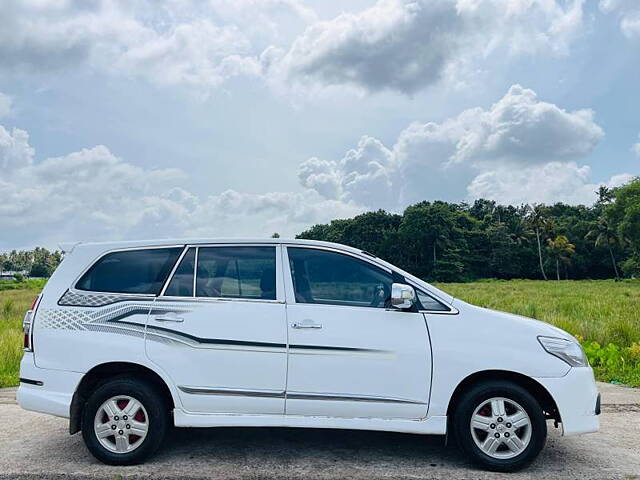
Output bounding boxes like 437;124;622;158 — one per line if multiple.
453;380;547;472
81;376;169;465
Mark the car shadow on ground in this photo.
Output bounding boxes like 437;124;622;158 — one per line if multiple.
147;425;583;477
159;426;469;469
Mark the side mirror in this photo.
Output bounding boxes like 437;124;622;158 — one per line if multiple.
390;283;416;310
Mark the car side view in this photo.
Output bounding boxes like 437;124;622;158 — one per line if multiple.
17;239;600;471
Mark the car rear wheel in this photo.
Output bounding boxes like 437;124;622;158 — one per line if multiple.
81;376;168;465
453;380;547;472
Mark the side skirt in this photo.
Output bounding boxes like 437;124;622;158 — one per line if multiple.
173;410;448;435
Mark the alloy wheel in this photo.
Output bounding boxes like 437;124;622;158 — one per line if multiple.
469;396;532;459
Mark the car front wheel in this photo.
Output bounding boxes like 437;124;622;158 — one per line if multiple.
81;376;168;465
453;380;547;472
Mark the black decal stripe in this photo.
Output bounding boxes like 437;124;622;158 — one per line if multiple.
144;323;287;349
108;315;371;353
289;344;373;352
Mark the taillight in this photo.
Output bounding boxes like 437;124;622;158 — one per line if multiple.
23;311;34;350
23;294;42;352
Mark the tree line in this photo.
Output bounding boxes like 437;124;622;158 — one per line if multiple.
297;178;640;282
3;178;638;282
0;247;62;279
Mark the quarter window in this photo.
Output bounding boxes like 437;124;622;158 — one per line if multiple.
195;247;276;300
76;248;182;294
287;248;392;308
416;289;449;312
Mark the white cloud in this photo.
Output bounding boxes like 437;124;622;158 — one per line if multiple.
0;125;34;172
275;0;586;94
300;85;606;209
0;120;361;249
0;0;312;94
0;85;631;249
467;162;633;205
599;0;640;38
0;93;12;118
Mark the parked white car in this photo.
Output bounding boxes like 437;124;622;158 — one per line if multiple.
18;239;600;471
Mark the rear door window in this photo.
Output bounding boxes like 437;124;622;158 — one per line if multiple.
76;247;182;294
195;247;276;300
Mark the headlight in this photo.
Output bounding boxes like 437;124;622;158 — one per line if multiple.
538;336;589;367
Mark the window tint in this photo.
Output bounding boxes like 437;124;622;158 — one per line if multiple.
416;289;449;311
288;248;392;308
164;248;195;297
196;247;276;300
76;248;182;294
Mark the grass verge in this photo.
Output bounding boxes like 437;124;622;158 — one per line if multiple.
0;279;638;387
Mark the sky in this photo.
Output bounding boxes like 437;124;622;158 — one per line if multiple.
0;0;639;250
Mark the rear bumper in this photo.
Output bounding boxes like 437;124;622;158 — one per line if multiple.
536;367;600;436
16;353;83;419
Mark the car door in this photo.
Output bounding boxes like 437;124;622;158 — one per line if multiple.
283;245;432;420
145;244;287;415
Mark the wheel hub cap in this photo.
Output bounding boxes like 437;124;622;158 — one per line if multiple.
469;397;532;460
94;395;149;454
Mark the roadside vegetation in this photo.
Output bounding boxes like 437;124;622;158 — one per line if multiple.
0;279;638;388
0;282;42;387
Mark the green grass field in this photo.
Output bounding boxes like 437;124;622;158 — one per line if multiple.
0;279;638;388
0;281;45;387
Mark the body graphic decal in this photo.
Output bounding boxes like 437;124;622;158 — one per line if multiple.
44;293;381;353
58;289;154;307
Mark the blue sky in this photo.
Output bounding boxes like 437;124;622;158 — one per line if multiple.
0;0;638;249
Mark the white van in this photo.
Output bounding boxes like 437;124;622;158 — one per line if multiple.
17;239;599;471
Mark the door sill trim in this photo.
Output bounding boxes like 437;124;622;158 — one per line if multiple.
173;409;447;435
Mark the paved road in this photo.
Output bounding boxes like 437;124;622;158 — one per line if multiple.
1;383;639;480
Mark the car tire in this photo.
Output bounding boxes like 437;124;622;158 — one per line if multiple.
453;380;547;472
81;376;169;465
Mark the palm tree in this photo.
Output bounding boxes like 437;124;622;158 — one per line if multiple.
546;235;576;281
596;185;614;205
508;218;532;246
526;205;551;280
586;217;622;280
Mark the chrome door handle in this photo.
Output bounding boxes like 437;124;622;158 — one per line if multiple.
154;315;184;323
292;322;322;329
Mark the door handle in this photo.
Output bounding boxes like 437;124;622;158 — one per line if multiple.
154;314;184;323
292;322;322;329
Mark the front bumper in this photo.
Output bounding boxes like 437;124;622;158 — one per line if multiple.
536;367;599;436
16;353;83;419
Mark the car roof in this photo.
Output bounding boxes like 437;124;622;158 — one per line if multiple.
63;237;361;252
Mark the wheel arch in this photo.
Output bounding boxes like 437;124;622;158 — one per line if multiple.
69;361;177;435
446;370;561;425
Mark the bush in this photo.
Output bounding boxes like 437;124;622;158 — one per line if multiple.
12;273;24;282
621;256;640;278
582;340;640;386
